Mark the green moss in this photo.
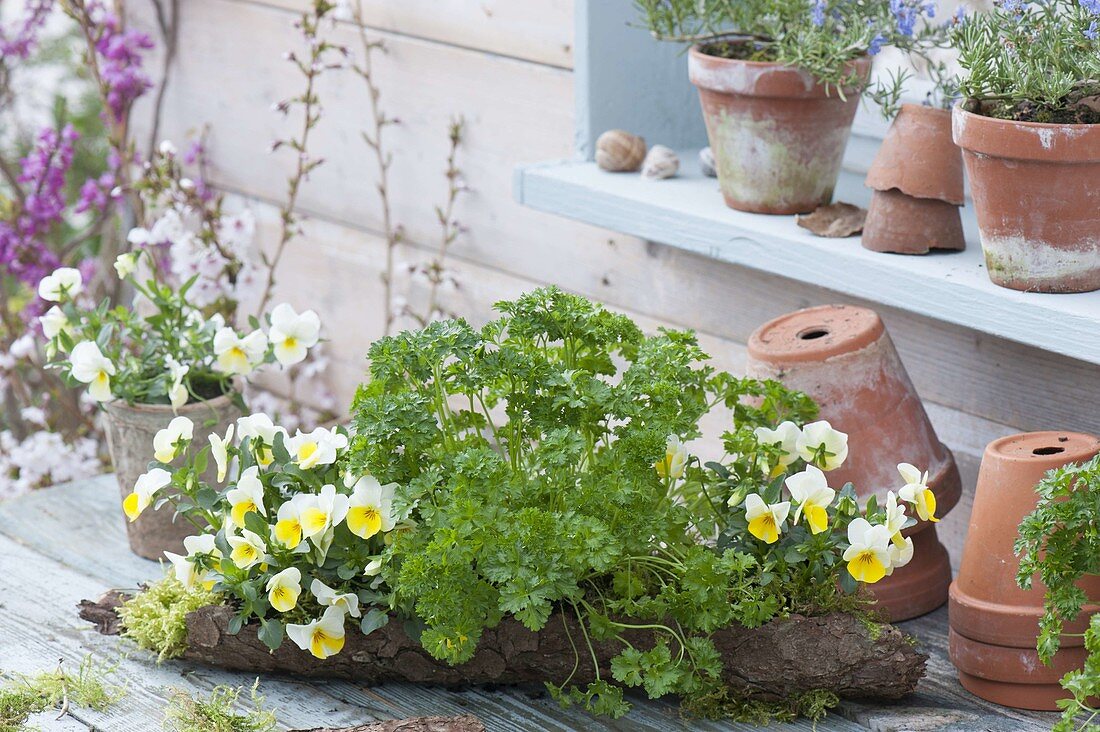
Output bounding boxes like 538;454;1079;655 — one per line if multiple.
164;683;277;732
681;686;840;725
0;656;125;731
118;574;221;661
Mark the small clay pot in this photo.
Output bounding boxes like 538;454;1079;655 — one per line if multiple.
862;190;965;255
688;47;871;215
103;395;242;560
948;431;1100;710
953;106;1100;293
746;304;961;621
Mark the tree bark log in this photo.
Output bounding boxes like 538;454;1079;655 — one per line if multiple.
79;592;925;702
288;716;484;732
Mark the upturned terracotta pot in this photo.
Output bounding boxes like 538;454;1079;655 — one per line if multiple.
952;106;1100;293
102;395;241;560
948;431;1100;710
863;104;966;254
688;47;871;215
746;304;961;621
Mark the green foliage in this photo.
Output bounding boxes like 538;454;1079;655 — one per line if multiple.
349;287;877;719
954;0;1100;121
118;575;222;661
680;686;839;724
0;655;125;732
164;682;276;732
1016;455;1100;731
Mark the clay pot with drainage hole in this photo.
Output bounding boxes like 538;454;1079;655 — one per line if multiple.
948;431;1100;710
688;46;871;215
746;304;960;621
863;104;966;255
953;106;1100;293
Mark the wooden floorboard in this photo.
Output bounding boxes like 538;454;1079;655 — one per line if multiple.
0;478;1063;730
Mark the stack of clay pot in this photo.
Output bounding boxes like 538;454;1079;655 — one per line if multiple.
949;431;1100;710
746;304;961;621
862;104;965;255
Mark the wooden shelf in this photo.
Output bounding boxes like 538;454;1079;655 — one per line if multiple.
514;152;1100;365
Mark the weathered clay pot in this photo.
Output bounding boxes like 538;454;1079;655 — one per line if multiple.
103;395;241;560
948;431;1100;710
688;47;871;215
863;105;965;255
952;106;1100;293
746;304;961;621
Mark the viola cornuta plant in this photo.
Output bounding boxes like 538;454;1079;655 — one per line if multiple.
119;288;932;721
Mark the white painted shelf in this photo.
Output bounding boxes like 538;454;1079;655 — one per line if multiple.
515;152;1100;366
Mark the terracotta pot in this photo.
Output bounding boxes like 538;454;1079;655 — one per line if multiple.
688;47;871;215
103;395;241;560
952;106;1100;293
746;304;961;620
948;431;1100;709
862;190;965;255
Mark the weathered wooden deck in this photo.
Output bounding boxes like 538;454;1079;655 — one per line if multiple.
0;477;1060;731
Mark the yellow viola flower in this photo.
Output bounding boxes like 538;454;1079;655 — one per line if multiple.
153;416;194;464
226;466;267;527
227;529;267;569
897;463;938;522
236;413;286;466
743;493;791;544
300;484;351;541
285;427;348;470
754;421;802;477
208;424;234;483
842;518;892;584
346;476;396;540
163;534;220;590
269;303;321;366
213;326;268;376
784;465;836;534
287;606;346;659
796;420;849;471
275;494;313;549
655;435;689;479
122;468;172;522
310;578;362;618
266;567;302;613
69;341;116;402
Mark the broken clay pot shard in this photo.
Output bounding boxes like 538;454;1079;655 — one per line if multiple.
745;304;961;622
948;431;1100;711
866;104;964;205
796;202;866;238
861;189;965;255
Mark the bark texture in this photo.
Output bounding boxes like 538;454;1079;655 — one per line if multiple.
288;716;484;732
79;592;925;702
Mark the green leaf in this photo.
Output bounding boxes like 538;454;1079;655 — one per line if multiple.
360;609;390;636
258;619;284;650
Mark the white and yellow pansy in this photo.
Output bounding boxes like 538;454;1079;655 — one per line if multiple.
236;413;286;466
784;465;836;534
209;424;234;483
897;463;938;522
163;534;221;590
842;518;893;584
346;475;396;540
287;606;346;659
364;558;383;577
274;494;313;549
268;303;321;366
153;416;194;464
225;465;266;527
311;578;362;618
227;528;268;570
114;252;138;279
655;434;689;480
796;420;849;471
69;341;116;402
38;267;83;302
166;356;189;411
266;567;302;613
754;420;802;477
39;306;70;340
300;484;350;540
286;427;348;470
887;535;915;576
213;326;268;376
743;493;791;545
122;467;172;522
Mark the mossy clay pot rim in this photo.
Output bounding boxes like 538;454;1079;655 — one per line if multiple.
952;104;1100;162
102;392;236;416
688;45;871;99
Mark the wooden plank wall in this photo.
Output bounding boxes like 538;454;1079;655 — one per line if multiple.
126;0;1100;569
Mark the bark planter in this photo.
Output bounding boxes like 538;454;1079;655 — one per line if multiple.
863;104;965;255
952;106;1100;293
688;47;871;215
79;592;927;704
948;431;1100;710
746;304;961;621
102;395;241;560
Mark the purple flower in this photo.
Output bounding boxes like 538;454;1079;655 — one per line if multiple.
1087;19;1100;38
0;0;53;61
1083;0;1100;14
890;0;918;36
811;0;827;27
1000;0;1027;12
86;2;155;122
869;32;888;54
